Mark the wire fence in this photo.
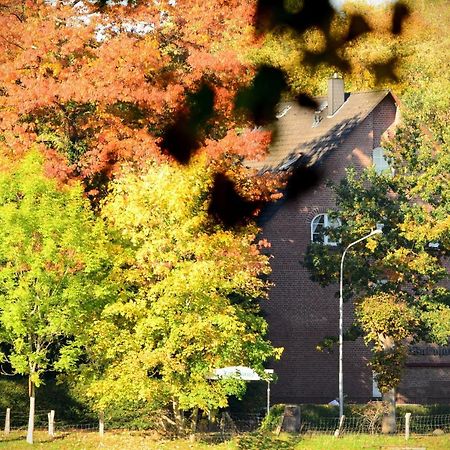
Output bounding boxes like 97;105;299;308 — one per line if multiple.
1;409;449;437
223;412;450;436
229;413;264;432
289;414;450;436
409;414;450;434
0;409;99;433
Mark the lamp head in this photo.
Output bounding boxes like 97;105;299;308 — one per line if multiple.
371;228;383;235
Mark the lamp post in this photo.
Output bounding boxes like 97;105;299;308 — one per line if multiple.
339;228;382;419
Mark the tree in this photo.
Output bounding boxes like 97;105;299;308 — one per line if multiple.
0;150;116;443
251;0;448;100
0;0;420;203
305;113;449;431
79;156;281;431
0;0;268;203
0;0;437;430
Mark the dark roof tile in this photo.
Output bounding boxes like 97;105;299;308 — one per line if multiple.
245;90;390;172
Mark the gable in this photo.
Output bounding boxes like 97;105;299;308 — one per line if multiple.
246;91;397;172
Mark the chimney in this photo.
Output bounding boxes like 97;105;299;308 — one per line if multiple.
327;73;345;116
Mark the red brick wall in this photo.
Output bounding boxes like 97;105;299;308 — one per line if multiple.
399;366;450;404
261;95;395;404
262;94;450;404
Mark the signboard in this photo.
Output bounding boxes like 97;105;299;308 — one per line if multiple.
207;366;273;381
408;345;450;357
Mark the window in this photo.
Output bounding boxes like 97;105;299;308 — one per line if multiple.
372;372;382;398
311;213;340;246
372;147;390;175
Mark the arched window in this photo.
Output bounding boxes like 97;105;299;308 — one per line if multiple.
372;147;390;174
311;213;341;246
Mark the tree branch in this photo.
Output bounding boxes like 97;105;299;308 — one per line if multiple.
0;34;25;50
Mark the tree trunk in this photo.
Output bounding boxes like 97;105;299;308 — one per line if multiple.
26;379;35;444
379;335;397;434
172;399;185;434
190;407;199;434
381;388;396;434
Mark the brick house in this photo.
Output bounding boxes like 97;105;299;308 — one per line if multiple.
246;75;450;405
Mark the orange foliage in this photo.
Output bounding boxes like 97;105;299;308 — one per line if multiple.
0;0;267;199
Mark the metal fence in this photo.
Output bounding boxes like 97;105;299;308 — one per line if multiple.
297;414;450;436
0;409;99;433
229;413;265;432
1;409;449;437
223;412;450;436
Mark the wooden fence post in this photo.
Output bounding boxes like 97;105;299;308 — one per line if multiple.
405;412;411;440
4;408;10;435
334;415;345;437
99;412;104;437
48;410;55;437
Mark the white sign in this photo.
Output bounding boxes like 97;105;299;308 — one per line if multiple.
208;366;273;381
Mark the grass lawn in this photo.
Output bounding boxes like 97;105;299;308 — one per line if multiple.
0;430;449;449
296;433;449;449
0;431;233;449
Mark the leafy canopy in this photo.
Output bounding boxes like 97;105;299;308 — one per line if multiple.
0;0;268;202
81;157;281;413
305;113;450;392
0;150;116;386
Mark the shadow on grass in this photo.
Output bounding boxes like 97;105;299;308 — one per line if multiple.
0;430;73;445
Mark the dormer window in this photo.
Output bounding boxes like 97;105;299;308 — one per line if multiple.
372;147;390;174
312;111;322;127
312;102;327;127
311;213;341;246
276;105;292;119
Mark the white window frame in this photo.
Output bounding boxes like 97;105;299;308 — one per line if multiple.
372;372;382;398
311;213;341;246
372;147;391;175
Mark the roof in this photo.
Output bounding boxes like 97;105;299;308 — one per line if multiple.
245;90;392;172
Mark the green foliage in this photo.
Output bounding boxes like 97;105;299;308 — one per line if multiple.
250;0;450;109
356;292;420;391
261;402;450;431
0;377;94;425
356;293;420;351
227;381;267;414
29;102;97;166
237;431;298;450
0;150;116;388
80;157;281;419
370;349;407;393
260;404;286;431
305;110;450;391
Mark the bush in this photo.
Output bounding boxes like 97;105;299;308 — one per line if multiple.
260;404;285;431
355;401;391;434
0;377;93;425
396;404;450;415
237;431;299;450
260;404;341;431
259;403;450;433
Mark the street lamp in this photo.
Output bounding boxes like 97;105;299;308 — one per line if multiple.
339;228;382;419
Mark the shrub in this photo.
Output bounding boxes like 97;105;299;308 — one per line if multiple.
237;431;299;450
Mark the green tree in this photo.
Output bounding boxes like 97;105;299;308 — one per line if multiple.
80;157;281;431
0;151;116;443
251;0;449;101
305;113;450;430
